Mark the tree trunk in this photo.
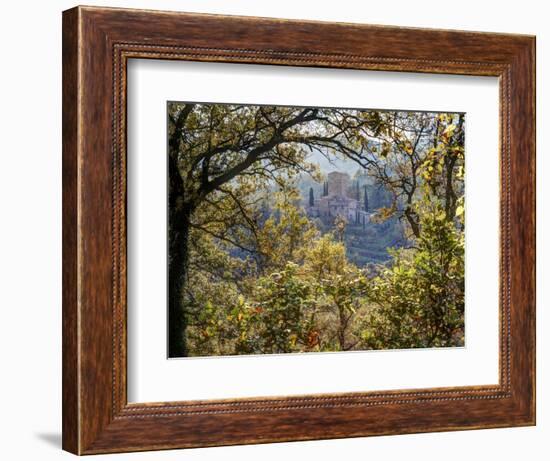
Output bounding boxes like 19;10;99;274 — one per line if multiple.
167;124;193;357
444;156;458;220
168;205;192;357
404;205;420;238
337;303;348;351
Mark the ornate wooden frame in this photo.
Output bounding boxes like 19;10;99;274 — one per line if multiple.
62;5;536;455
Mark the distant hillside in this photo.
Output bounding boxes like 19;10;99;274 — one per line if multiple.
297;174;406;266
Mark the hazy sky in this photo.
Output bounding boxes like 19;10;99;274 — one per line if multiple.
307;148;363;176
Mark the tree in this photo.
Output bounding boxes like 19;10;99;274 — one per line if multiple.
334;215;347;242
168;102;385;356
302;233;369;351
337;111;463;238
360;191;465;349
240;262;317;354
309;186;315;207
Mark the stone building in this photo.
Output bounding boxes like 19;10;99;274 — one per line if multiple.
306;171;370;226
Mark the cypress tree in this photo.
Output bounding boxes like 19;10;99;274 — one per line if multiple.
309;187;315;206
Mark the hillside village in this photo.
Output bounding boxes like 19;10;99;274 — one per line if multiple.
300;171;407;266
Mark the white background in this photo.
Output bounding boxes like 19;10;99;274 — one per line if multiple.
0;0;546;460
128;60;499;402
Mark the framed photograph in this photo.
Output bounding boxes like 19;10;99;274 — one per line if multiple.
62;5;535;455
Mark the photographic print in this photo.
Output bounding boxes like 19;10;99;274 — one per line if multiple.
168;102;465;358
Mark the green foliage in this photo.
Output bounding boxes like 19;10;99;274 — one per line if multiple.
186;226;373;355
238;263;317;354
361;198;464;349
